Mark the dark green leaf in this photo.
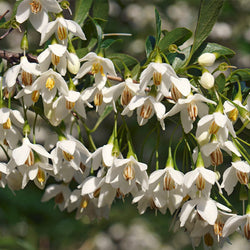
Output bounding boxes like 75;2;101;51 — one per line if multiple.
190;42;235;64
76;48;89;58
155;8;161;44
131;63;141;80
216;73;226;92
90;105;113;133
229;69;250;83
168;46;191;72
145;36;156;58
108;53;139;71
186;0;224;65
159;28;192;51
101;39;122;49
93;0;109;25
74;0;93;27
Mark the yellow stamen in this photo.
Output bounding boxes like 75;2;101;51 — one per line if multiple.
140;104;153;119
171;85;182;102
45;77;55;91
80;162;86;172
25;150;35;166
163;172;176;191
244;219;250;240
228;108;238;122
62;151;74;161
30;0;42;14
121;86;133;106
81;197;88;209
209;121;219;135
94;92;103;106
236;171;249;185
21;70;33;86
210;147;223;166
123;162;135;181
187;102;198;121
31;90;40;103
214;219;224;237
37;168;46;185
196;173;205;191
57;25;67;40
65;100;75;110
3;118;11;129
92;62;105;76
153;72;162;86
93;188;101;198
51;53;60;66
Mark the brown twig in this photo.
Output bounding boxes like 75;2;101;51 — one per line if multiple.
0;10;9;22
0;49;38;64
0;28;13;40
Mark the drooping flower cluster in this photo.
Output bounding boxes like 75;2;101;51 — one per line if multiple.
0;1;249;248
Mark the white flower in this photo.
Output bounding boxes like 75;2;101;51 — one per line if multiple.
80;176;117;208
37;44;72;76
67;189;110;220
164;93;216;133
223;100;242;123
67;53;80;74
50;90;88;124
0;163;8;188
41;183;71;211
16;0;62;33
40;16;86;45
221;160;250;195
121;94;166;130
196;112;236;142
180;198;231;227
200;72;214;89
106;156;149;195
183;166;216;199
198;53;216;67
223;213;250;240
0;107;24;148
31;69;69;103
102;77;140;112
76;52;117;88
5;56;40;90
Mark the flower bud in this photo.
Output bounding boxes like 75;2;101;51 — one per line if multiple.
198;53;216;67
200;72;214;89
67;53;80;74
21;31;29;51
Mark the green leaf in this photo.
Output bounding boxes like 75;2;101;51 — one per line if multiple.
229;69;250;83
108;53;139;71
155;8;161;44
101;39;122;49
186;0;224;65
159;28;192;52
215;73;226;92
168;46;191;72
90;105;113;133
74;0;93;27
93;0;109;24
191;42;235;64
131;63;141;80
145;36;156;58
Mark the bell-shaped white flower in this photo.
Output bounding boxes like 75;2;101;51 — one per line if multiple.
164;93;216;133
41;183;71;211
38;44;73;76
16;0;62;33
5;56;40;90
0;107;24;148
31;69;69;103
106;155;149;195
40;16;86;45
221;160;250;195
76;52;117;88
121;94;166;130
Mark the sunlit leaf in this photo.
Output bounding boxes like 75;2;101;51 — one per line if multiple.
155;8;161;44
74;0;93;27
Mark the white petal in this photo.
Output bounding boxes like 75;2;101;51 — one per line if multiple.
29;10;48;33
223;215;246;237
179;199;198;227
16;0;30;23
12;144;31;166
81;176;102;195
171;76;191;96
197;198;217;225
5;65;21;88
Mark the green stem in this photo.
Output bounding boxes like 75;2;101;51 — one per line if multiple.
236;136;250;147
33;113;38;144
155;123;160;170
0;144;10;161
173;137;183;171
